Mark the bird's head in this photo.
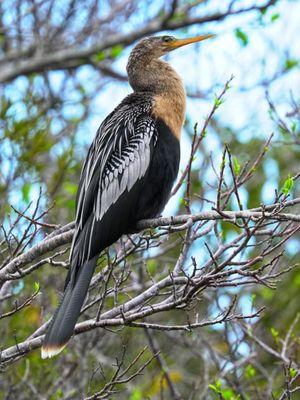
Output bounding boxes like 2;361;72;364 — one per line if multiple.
129;34;215;61
127;33;214;93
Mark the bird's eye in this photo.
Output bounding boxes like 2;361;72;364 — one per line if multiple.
162;36;174;43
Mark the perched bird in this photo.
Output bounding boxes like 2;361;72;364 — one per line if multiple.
42;33;213;359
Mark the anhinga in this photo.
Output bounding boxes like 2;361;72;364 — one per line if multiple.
42;33;213;358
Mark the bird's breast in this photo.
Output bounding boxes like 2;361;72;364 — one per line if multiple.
152;88;186;140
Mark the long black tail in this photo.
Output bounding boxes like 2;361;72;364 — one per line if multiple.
41;256;97;359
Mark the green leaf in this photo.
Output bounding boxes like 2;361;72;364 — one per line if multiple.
130;388;143;400
245;364;256;378
170;11;186;22
270;327;279;342
271;13;280;22
209;379;222;393
279;125;289;135
214;96;224;109
284;58;299;71
291;121;297;133
220;159;226;170
235;28;249;47
54;388;64;398
34;282;40;292
233;156;241;175
92;51;106;62
64;182;77;195
260;7;267;15
281;174;294;195
222;389;239;400
180;197;188;206
209;381;240;399
110;44;124;58
208;384;220;394
290;368;297;378
22;183;31;203
147;259;158;274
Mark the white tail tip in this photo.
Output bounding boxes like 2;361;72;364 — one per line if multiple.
41;343;67;359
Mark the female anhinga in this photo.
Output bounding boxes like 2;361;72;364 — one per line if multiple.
42;34;213;358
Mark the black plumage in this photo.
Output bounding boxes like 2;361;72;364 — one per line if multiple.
42;33;213;358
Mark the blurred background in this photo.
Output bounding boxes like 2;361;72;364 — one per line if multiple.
0;0;299;399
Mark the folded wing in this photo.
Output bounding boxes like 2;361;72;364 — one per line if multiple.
69;99;158;283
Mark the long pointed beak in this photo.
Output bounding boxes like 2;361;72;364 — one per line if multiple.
169;34;215;49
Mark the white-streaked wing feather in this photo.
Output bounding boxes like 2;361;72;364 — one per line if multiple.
70;98;157;262
95;117;156;221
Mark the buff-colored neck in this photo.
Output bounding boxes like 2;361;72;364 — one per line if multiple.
127;58;186;140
